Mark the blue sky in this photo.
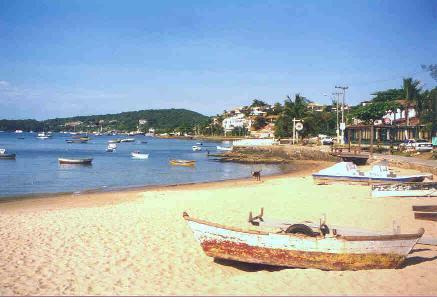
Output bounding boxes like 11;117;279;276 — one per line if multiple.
0;0;436;120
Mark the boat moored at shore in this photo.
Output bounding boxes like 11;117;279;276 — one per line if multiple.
372;182;437;198
312;161;432;185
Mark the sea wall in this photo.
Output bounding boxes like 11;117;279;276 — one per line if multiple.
232;145;339;162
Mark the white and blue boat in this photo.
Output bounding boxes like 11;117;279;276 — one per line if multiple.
312;161;432;185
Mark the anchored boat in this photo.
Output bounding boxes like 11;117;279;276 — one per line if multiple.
0;148;16;160
169;159;195;166
312;161;431;185
58;157;93;165
192;145;202;151
183;212;424;270
131;151;149;159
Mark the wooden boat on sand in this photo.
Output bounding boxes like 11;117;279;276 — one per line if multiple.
183;212;424;270
170;159;195;166
312;161;431;185
58;157;93;165
372;182;437;198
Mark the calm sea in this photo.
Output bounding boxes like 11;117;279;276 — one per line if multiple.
0;132;291;199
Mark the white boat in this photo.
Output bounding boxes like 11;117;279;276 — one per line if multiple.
121;138;135;143
106;143;117;152
312;161;432;185
192;145;202;151
37;132;52;139
183;212;424;270
0;148;16;159
15;130;23;133
372;182;437;198
131;151;149;159
216;145;233;151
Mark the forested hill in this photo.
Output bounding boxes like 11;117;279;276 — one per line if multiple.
0;109;209;133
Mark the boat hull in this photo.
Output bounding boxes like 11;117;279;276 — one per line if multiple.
170;160;195;166
372;182;437;198
184;215;422;271
58;158;93;164
0;153;16;160
131;153;149;159
312;174;427;185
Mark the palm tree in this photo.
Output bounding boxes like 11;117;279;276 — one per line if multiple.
402;78;422;124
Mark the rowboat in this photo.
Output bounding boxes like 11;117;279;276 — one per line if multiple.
0;148;16;160
58;157;93;165
372;182;437;198
121;138;135;143
183;212;424;270
216;145;233;151
108;139;121;144
131;151;149;159
312;161;432;185
192;145;202;151
169;159;195;166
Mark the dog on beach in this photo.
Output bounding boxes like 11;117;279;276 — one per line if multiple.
252;170;262;181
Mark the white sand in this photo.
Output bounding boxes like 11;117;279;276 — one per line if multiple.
1;162;436;295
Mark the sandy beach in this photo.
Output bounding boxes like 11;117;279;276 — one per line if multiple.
1;160;437;296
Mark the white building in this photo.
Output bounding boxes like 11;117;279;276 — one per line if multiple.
222;114;250;133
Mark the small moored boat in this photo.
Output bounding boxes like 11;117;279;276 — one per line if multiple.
106;143;117;152
0;148;16;160
169;159;196;166
183;212;424;270
58;157;93;165
131;151;149;159
121;138;135;143
192;145;202;151
312;161;432;185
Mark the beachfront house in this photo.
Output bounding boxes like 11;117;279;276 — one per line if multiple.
222;113;250;134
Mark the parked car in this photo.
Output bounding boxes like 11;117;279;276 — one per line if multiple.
399;139;433;152
321;137;334;145
414;139;433;152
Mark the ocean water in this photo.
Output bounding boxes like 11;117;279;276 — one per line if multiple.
0;132;292;198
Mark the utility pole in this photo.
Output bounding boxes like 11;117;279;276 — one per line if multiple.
335;85;348;145
332;92;342;143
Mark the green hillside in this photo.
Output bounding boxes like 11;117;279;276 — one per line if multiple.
0;109;209;133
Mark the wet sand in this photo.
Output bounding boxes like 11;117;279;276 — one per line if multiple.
1;160;437;295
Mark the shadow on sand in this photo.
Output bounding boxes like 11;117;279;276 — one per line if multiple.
213;258;287;272
401;255;437;268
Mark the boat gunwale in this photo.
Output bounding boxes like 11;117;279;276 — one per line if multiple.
183;213;424;241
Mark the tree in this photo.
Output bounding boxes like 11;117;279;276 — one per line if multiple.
274;94;309;138
403;77;422;119
421;64;437;82
250;99;269;108
252;116;267;130
351;101;401;124
371;89;404;102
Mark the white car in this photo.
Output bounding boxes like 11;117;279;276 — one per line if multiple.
321;137;334;145
414;139;433;152
399;139;433;152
